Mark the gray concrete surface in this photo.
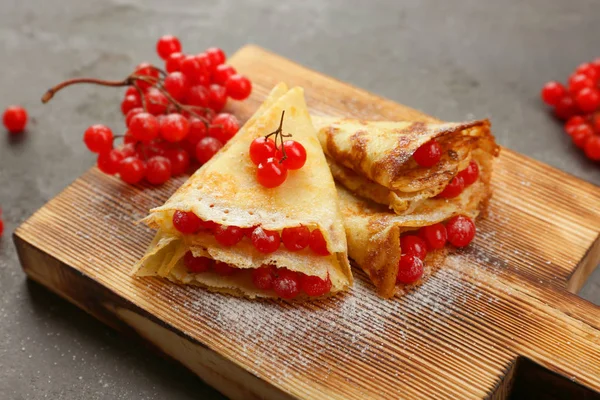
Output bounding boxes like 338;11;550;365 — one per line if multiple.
1;0;599;398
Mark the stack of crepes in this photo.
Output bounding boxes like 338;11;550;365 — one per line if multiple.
132;83;353;300
312;115;499;298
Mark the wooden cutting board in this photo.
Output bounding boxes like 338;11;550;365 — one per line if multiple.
14;45;600;400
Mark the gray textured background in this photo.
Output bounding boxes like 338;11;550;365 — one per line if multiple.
1;0;599;399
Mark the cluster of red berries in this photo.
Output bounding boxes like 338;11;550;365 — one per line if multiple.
397;215;476;284
172;210;330;256
43;35;253;185
2;106;28;134
540;58;600;161
184;251;331;299
248;111;307;188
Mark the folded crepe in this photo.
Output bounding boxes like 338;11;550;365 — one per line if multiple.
337;147;494;298
312;116;498;214
133;83;353;300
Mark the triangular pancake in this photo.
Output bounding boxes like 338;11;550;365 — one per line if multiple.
337;149;493;298
133;84;353;299
312;116;494;192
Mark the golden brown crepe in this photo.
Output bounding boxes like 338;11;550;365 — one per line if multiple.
337;148;495;298
313;116;498;213
133;83;353;299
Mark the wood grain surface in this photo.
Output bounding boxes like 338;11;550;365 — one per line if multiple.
14;45;600;400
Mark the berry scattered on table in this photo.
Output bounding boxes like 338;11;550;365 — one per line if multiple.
541;59;600;162
3;106;28;134
41;35;253;185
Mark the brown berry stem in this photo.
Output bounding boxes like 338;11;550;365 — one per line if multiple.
42;77;132;103
41;72;212;128
265;110;292;163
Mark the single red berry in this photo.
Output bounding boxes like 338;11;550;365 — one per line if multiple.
195;137;223;164
457;161;479;186
309;229;330;256
584;136;600;161
249;137;277;165
133;62;160;90
446;215;476;247
252;265;276;290
564;116;586;136
125;86;138;97
257;157;288;188
212;64;236;85
554;95;579;120
119;157;146;184
281;225;310;251
144;88;169;115
214;225;245;246
172;210;201;234
251;227;281;253
120;143;137;158
209;113;239;143
575;62;599;82
125;107;144;128
145;156;172;185
413;139;442;167
163;72;188;102
165;52;185;73
397;255;424;284
569;73;595;94
165;148;190;175
194;53;212;71
436;175;465;199
83;124;113;153
400;235;427;260
97;149;124;175
206;47;226;68
572;124;594;148
3;106;27;134
183;251;212;273
272;269;301;299
185;85;209;108
121;94;142;115
214;261;236;276
181;56;209;85
0;219;3;237
575;88;600;113
225;74;252;100
300;274;332;297
187;117;209;144
540;81;567;106
418;223;447;250
129;112;160;142
159;113;190;142
156;35;182;60
208;84;228;112
276;140;307;170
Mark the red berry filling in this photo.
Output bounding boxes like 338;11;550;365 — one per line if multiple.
183;251;212;273
446;215;476;247
413;139;442;167
250;227;281;254
397;255;424;284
